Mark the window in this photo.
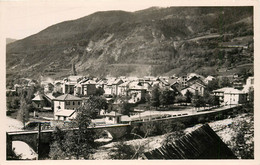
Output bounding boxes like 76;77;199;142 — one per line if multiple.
109;117;113;120
73;101;75;105
64;117;66;121
78;101;80;105
66;101;70;105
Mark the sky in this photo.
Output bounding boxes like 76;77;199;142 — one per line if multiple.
0;0;257;40
0;0;183;40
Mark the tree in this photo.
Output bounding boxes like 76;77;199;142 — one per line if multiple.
95;87;105;96
192;94;205;109
207;79;220;92
185;90;193;103
150;85;160;109
118;101;132;116
49;103;96;160
16;96;29;127
159;89;175;106
229;118;254;159
219;77;231;87
175;95;186;105
84;96;108;118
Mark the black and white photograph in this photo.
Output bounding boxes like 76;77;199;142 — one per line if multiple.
1;0;258;162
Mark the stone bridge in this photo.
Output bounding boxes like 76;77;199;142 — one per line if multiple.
6;124;130;158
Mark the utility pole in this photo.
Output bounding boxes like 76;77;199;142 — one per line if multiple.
37;123;42;160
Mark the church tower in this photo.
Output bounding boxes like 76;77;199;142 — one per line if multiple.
71;61;77;76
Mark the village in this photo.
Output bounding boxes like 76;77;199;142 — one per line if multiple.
6;62;254;130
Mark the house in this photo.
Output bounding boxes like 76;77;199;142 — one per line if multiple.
186;76;205;87
204;75;215;85
104;78;116;95
44;83;54;93
188;73;205;80
181;81;206;96
177;75;188;88
246;76;254;87
213;87;234;104
81;80;97;96
111;79;124;96
55;110;77;121
170;81;182;95
223;88;247;105
104;111;122;124
43;93;56;110
32;94;45;109
118;81;131;96
96;79;107;89
242;76;254;93
232;77;244;90
53;94;82;120
213;87;247;105
152;78;169;89
62;76;83;94
128;81;147;103
74;78;88;96
62;81;77;95
54;81;63;93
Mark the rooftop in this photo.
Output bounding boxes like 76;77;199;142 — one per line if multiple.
32;94;44;101
55;110;75;117
54;94;82;101
105;111;122;117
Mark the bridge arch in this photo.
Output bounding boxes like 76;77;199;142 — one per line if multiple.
100;130;113;139
11;141;37;159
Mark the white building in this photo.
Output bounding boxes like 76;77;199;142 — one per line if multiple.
223;88;247;105
104;111;122;124
243;76;254;93
213;87;234;104
53;94;82;121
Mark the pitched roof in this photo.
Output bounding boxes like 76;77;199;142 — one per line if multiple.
119;81;131;87
32;94;44;101
44;93;56;100
105;111;122;117
112;79;124;85
55;110;76;117
143;124;237;159
54;94;82;101
224;88;246;94
213;87;235;93
82;80;96;85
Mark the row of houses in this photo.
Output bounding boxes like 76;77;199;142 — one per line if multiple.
41;73;211;101
31;75;253;123
38;73;254;105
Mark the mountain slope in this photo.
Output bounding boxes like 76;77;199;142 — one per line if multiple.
6;7;253;83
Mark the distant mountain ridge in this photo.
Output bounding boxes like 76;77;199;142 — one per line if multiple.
6;6;253;85
6;38;17;45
